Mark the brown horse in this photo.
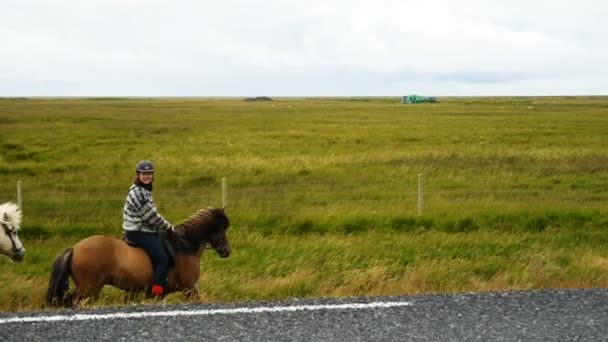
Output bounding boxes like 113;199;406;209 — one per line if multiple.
47;207;230;307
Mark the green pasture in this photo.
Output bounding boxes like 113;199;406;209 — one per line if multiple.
1;96;607;311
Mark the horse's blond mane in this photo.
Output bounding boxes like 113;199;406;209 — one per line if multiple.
0;202;21;226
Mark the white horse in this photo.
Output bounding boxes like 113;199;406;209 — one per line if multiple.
0;202;25;262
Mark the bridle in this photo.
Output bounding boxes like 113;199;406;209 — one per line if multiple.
1;222;24;256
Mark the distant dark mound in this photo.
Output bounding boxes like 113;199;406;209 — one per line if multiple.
244;96;273;102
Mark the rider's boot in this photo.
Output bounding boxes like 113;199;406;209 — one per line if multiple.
151;284;164;298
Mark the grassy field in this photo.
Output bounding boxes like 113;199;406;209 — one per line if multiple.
1;96;607;311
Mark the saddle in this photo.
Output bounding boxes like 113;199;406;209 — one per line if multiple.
123;232;176;268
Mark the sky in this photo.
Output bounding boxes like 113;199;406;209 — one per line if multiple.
1;0;607;97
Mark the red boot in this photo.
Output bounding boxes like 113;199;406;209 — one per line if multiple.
151;284;164;298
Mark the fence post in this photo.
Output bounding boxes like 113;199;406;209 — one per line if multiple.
222;177;227;208
17;180;22;213
417;174;423;216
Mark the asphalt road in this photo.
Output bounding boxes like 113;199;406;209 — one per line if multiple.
2;289;607;341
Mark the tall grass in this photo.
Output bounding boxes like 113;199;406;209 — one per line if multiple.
0;96;607;311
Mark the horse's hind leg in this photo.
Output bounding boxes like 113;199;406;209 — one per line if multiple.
73;284;103;306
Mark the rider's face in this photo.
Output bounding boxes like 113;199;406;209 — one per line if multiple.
138;171;154;184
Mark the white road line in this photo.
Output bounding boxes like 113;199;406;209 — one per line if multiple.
0;301;412;324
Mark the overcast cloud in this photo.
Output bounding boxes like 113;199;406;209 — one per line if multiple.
1;0;606;96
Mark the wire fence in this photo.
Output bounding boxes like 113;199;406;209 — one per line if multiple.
2;177;605;232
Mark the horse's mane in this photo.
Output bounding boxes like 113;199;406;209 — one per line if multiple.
171;207;229;254
0;202;21;227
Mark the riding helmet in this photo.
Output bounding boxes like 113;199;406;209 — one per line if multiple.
135;160;155;173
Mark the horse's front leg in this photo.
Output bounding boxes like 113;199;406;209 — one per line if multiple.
123;289;145;303
167;277;199;301
181;287;200;302
171;256;201;301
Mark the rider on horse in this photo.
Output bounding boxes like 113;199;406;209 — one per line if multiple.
123;160;174;298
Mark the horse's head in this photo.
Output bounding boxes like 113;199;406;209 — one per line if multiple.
0;202;25;262
201;207;231;258
206;226;231;258
175;207;230;258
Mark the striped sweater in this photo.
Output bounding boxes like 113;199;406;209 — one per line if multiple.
123;184;173;233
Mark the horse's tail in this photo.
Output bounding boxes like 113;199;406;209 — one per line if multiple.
47;247;74;307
